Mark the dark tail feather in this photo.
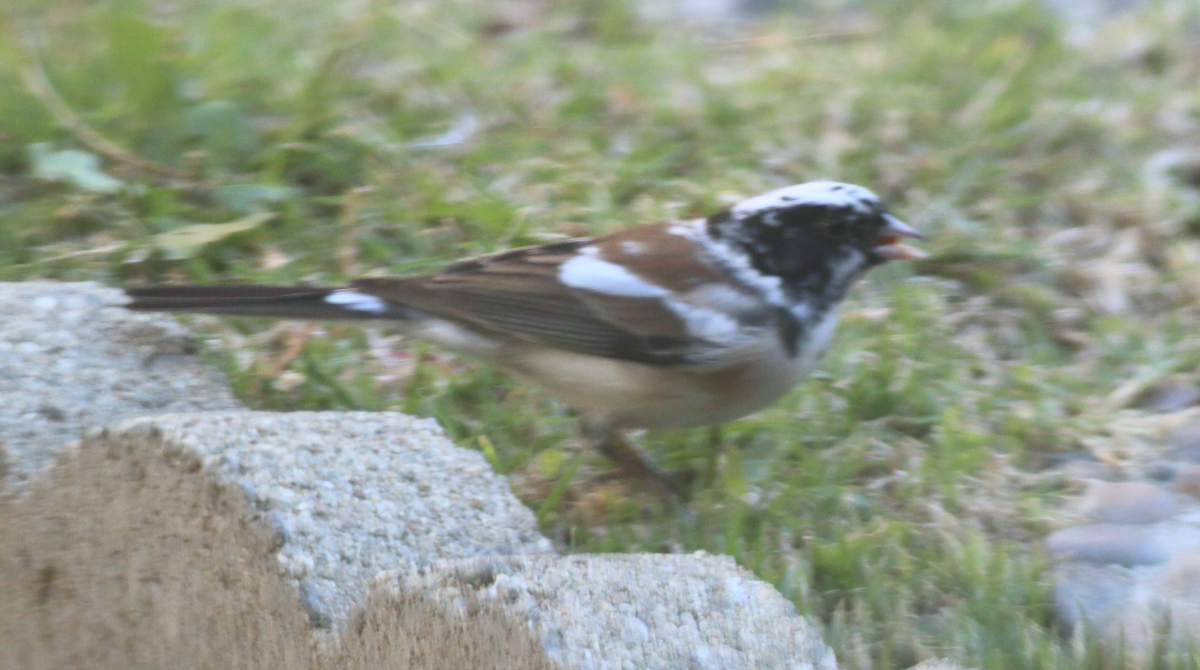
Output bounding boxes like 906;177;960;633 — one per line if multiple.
124;284;403;321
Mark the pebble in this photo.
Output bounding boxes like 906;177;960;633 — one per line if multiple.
1174;465;1200;501
1045;524;1167;566
1080;481;1176;524
299;580;332;629
1052;563;1135;634
1146;462;1178;482
1057;458;1123;483
1137;380;1200;413
1048;457;1200;654
1157;550;1200;597
1171;418;1200;463
1043;450;1123;482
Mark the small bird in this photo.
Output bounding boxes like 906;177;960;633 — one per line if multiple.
126;181;925;503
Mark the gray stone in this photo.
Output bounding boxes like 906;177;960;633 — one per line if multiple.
1050;454;1124;483
1046;525;1168;566
0;281;240;489
1145;462;1178;483
1052;563;1137;635
1170;418;1200;463
1139;381;1200;413
0;426;556;670
1140;551;1200;653
1173;465;1200;500
1138;381;1200;413
379;553;837;670
113;412;554;629
1080;481;1176;524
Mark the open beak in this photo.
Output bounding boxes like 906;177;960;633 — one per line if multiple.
872;214;928;261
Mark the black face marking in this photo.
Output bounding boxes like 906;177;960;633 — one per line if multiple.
774;307;801;358
706;196;893;309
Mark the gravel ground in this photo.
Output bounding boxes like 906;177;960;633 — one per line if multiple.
0;281;240;489
384;552;838;670
115;412;554;629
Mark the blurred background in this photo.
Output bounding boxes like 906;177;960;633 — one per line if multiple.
4;0;1200;667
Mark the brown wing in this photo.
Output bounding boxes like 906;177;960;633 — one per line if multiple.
354;227;723;365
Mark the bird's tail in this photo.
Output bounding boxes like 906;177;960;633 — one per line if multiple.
124;284;408;321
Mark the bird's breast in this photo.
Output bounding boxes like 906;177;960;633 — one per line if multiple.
504;310;838;430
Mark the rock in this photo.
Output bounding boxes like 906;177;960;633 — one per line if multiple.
1046;451;1123;482
320;584;556;670
0;414;558;669
0;282;240;490
1080;481;1176;524
1094;551;1200;663
1045;524;1168;566
111;412;553;628
1170;418;1200;462
1154;550;1200;601
1146;551;1200;639
1052;563;1137;635
1136;380;1200;413
1047;485;1200;656
1145;462;1178;483
377;553;838;670
1173;465;1200;500
0;424;314;670
1145;149;1200;191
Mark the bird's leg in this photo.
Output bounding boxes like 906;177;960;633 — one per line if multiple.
581;419;680;506
598;433;680;506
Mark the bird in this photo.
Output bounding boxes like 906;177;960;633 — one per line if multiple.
125;181;926;504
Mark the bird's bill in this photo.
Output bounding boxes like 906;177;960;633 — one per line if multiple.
872;214;928;261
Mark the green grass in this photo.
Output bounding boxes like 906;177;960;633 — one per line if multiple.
5;0;1200;667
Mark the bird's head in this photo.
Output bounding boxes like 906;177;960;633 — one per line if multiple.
706;180;926;302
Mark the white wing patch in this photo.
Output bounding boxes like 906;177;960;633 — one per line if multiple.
685;283;758;315
559;249;745;345
325;290;387;313
731;181;879;217
666;300;740;343
559;254;670;298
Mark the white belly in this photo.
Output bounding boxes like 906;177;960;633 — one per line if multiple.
505;310;839;430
